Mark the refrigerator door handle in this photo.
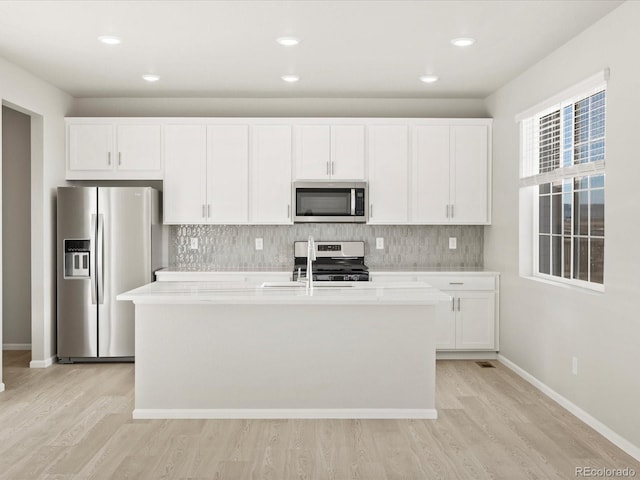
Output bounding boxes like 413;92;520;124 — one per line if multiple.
97;214;105;304
90;214;98;304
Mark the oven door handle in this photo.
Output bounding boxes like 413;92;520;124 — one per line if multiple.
350;189;356;215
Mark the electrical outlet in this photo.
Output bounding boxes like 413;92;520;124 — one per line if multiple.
255;238;263;250
572;357;578;375
190;237;198;250
376;237;384;250
449;237;457;249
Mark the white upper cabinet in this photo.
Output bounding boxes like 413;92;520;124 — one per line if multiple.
207;125;249;223
451;125;490;224
66;119;163;180
294;125;365;180
163;124;207;224
367;125;409;224
412;122;491;225
163;124;249;225
250;125;293;224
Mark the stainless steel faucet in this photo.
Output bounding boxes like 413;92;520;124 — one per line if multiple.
306;235;316;290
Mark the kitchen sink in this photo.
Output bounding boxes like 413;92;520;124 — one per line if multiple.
260;281;353;288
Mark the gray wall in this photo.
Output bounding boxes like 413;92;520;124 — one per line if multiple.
485;1;639;451
2;106;31;347
170;224;483;271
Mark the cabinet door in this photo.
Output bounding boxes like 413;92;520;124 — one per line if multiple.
294;125;330;179
207;125;249;223
435;292;457;350
455;291;495;350
163;125;207;224
331;125;365;179
412;125;451;223
251;125;292;224
368;125;409;223
115;124;162;173
451;125;489;224
68;124;113;172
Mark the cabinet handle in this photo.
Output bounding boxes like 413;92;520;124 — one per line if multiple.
118;152;122;166
449;282;464;285
370;204;373;218
457;298;461;311
451;297;455;312
207;204;211;218
107;152;111;166
287;204;291;218
451;204;455;218
331;161;335;175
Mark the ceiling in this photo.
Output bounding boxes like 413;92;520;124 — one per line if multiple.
0;0;623;99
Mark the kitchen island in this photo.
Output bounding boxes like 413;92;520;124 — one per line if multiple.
118;281;449;419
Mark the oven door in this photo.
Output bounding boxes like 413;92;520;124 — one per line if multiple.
293;182;367;223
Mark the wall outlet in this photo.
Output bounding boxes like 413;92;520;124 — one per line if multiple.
255;238;263;250
449;237;457;249
572;356;579;375
376;237;384;250
190;237;198;250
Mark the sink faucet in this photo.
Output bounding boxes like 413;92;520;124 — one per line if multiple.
306;235;316;290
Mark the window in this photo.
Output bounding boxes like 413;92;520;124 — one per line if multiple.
518;71;607;289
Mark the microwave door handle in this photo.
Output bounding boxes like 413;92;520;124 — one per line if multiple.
351;189;356;215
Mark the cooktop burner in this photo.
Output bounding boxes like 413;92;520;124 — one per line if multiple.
293;241;369;282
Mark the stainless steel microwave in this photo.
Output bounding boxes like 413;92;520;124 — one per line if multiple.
293;181;367;223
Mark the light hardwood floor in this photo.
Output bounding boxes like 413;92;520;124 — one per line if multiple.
1;350;638;480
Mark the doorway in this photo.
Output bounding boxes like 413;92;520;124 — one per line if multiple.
2;106;32;367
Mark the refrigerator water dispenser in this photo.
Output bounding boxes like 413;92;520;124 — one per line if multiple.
64;239;90;278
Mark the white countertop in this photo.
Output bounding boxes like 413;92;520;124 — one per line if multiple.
118;281;451;306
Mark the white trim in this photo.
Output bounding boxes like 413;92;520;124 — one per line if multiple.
436;351;498;360
132;408;438;420
0;383;5;393
2;343;31;350
29;355;55;368
498;355;640;463
515;69;610;122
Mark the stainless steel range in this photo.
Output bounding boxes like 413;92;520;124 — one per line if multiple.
292;241;369;282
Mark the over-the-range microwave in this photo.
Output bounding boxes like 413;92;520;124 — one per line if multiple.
293;181;367;223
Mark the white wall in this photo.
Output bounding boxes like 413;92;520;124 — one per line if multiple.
0;57;73;382
69;97;488;118
2;106;31;348
485;0;640;452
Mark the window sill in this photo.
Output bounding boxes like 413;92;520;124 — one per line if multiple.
521;274;605;295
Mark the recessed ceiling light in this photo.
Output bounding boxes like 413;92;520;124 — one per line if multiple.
276;36;300;46
98;35;121;45
142;74;160;82
419;75;439;84
281;74;300;83
451;37;476;47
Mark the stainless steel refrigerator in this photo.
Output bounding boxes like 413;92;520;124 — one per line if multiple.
57;187;166;362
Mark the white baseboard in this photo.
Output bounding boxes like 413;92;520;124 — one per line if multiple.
133;408;438;420
2;343;31;350
437;351;498;360
29;356;55;369
498;354;640;463
0;383;5;393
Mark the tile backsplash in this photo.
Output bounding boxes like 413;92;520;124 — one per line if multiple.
170;224;483;271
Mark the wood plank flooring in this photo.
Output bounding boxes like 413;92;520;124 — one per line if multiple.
1;350;638;479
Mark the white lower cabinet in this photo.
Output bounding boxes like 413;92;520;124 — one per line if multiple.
371;272;499;352
435;290;496;350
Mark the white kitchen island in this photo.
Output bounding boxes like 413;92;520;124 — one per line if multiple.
117;281;449;420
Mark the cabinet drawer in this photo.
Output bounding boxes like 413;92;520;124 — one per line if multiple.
418;275;496;291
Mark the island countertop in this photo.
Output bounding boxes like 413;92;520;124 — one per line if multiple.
117;281;450;306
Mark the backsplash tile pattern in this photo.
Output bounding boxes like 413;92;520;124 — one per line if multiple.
170;225;483;271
